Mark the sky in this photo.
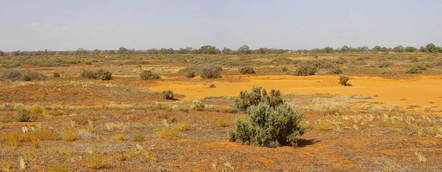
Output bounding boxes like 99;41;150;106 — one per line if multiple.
0;0;441;51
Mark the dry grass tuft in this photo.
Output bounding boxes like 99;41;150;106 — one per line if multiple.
158;128;180;138
62;128;79;142
176;122;190;131
215;118;230;127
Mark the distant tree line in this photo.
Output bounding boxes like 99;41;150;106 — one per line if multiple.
0;43;441;56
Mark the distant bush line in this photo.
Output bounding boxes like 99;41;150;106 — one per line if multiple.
1;43;441;57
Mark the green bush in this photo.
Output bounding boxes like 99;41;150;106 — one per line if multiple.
139;70;160;80
239;67;256;74
234;87;284;111
15;108;31;122
339;76;350;86
162;90;174;100
229;102;305;147
200;65;223;79
281;67;289;73
0;70;47;81
294;62;318;76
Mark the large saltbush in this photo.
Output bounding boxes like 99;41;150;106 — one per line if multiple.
230;88;305;147
229;102;304;147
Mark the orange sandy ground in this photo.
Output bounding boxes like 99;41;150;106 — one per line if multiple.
143;75;442;110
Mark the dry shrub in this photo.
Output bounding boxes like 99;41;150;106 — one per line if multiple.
215;118;230;127
62;128;79;142
294;61;318;76
81;69;112;80
14;108;31;122
158;128;180;138
139;70;160;80
200;65;222;79
339;76;350;86
176;122;190;131
0;70;47;81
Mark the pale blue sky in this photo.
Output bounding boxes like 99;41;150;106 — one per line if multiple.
0;0;441;51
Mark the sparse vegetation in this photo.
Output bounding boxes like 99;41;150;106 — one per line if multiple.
1;43;442;171
53;72;61;78
0;70;47;81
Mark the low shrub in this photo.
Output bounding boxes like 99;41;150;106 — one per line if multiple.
200;65;223;79
294;61;318;76
97;69;112;80
339;76;350;86
281;66;289;73
233;87;284;111
162;90;174;100
0;70;47;81
15;108;31;122
239;67;256;74
139;70;160;80
229;102;305;147
53;72;61;78
81;69;112;80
